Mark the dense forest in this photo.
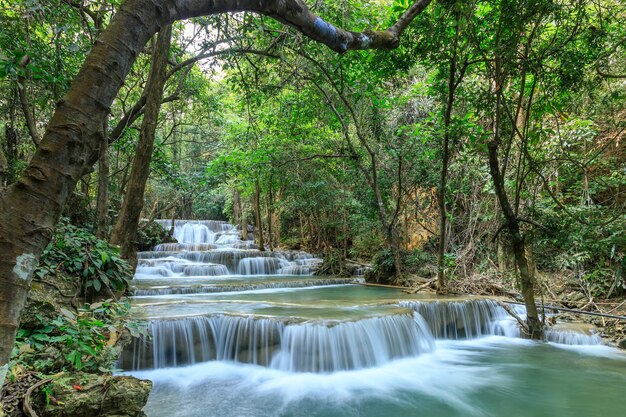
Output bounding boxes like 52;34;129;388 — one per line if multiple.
0;0;625;416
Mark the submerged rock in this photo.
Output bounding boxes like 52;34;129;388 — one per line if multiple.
618;339;626;350
37;374;151;417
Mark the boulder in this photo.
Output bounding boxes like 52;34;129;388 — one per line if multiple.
20;276;77;329
38;374;151;417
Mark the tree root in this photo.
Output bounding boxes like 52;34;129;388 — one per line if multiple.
23;377;51;417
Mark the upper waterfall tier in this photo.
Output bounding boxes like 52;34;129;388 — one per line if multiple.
136;220;323;277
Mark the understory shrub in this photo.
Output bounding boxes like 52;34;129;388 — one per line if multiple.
34;218;133;299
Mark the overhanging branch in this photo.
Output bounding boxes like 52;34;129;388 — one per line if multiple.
175;0;434;53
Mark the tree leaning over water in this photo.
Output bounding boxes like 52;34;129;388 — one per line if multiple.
0;0;435;384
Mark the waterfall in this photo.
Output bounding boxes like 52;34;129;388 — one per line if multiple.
120;313;434;372
401;299;602;345
125;218;607;384
120;315;284;370
181;264;230;277
277;265;312;275
271;313;434;372
137;220;322;278
154;243;218;251
399;299;519;339
237;257;284;275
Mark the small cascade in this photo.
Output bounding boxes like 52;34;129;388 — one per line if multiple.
181;264;229;277
237;257;284;275
400;299;520;339
401;300;604;346
545;323;602;345
231;241;259;250
277;265;312;275
154;243;217;252
271;313;434;372
545;329;602;345
175;223;218;244
136;249;318;276
133;278;363;296
120;312;434;372
120;315;284;370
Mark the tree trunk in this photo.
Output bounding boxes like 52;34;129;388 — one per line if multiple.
267;184;274;251
488;138;542;339
96;121;110;238
254;179;265;251
110;25;172;268
233;189;241;225
436;54;456;292
17;81;40;148
387;227;403;282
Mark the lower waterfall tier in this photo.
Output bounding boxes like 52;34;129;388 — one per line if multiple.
119;312;434;372
121;298;602;372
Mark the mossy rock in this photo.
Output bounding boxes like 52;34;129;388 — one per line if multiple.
37;374;151;417
618;339;626;350
20;275;78;329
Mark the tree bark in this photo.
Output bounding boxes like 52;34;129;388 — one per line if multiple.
267;185;274;251
16;75;41;147
95;121;110;238
254;179;265;251
0;0;433;385
110;24;172;268
488;140;542;339
437;42;458;292
488;57;542;338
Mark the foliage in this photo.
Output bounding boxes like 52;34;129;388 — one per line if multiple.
368;249;436;282
135;221;173;252
35;219;132;297
11;300;145;374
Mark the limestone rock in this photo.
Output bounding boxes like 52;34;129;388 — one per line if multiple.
38;374;151;417
20;275;77;329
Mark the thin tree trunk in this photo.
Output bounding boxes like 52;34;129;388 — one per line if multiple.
267;185;274;251
342;208;348;260
488;60;542;338
233;189;241;225
16;73;41;147
110;25;172;268
387;227;403;282
96;121;110;238
437;10;464;292
254;179;265;251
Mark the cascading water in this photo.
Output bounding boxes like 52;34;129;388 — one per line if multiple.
399;299;523;339
122;219;625;417
120;312;434;372
271;313;434;372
